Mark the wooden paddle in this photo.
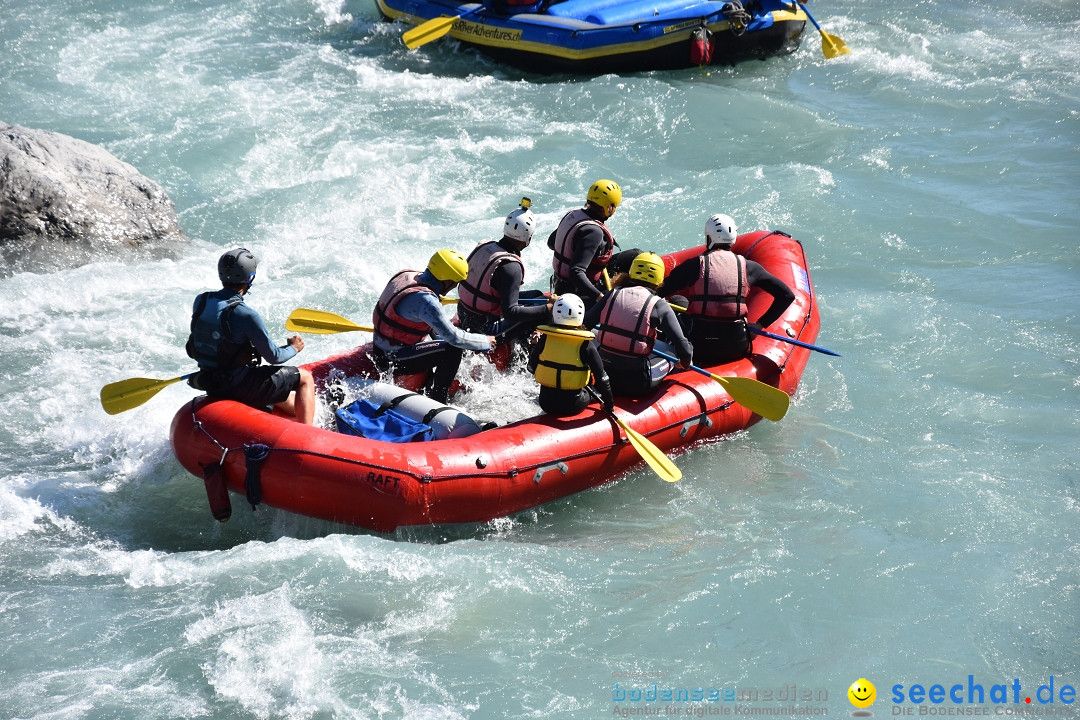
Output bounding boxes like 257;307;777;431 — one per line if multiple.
800;1;850;59
586;387;681;482
285;308;374;334
100;372;198;415
402;5;483;50
653;350;789;422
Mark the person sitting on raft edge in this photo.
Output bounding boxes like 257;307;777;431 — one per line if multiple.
370;249;496;404
186;248;316;425
528;293;614;416
660;213;795;366
457;197;553;357
548;178;641;312
583;251;693;399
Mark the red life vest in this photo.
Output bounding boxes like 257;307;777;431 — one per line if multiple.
686;249;748;319
458;241;524;318
596;285;660;357
372;270;435;346
551;208;615;285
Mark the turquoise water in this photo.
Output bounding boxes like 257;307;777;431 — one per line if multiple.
1;0;1078;718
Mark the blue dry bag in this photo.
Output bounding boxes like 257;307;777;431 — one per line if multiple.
335;398;435;443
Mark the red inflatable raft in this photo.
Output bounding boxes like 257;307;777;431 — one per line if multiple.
170;230;822;532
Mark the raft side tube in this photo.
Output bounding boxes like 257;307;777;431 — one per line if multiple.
587;0;723;25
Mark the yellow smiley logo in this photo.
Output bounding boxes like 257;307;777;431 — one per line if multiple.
848;678;876;708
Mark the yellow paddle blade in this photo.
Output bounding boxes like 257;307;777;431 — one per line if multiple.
801;2;850;60
402;15;459;50
100;375;185;415
709;372;790;422
613;415;682;483
440;296;458;305
286;308;373;335
653;348;790;422
820;30;850;59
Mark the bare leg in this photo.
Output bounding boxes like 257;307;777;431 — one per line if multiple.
294;368;315;425
274;368;316;425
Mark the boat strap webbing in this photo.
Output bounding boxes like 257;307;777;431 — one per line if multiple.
243;443;271;510
374;392;412;416
199;459;232;522
375;391;455;426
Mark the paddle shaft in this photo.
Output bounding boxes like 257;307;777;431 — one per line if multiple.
585;386;680;482
749;327;841;357
667;302;839;356
441;295;549;305
801;0;826;32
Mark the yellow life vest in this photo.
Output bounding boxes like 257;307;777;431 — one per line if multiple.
533;325;594;390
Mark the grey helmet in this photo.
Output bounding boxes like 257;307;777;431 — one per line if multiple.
218;248;258;286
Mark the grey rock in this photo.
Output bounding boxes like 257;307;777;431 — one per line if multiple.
1;121;187;276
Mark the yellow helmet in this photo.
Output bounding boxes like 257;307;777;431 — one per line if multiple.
586;179;622;210
427;248;468;283
628;252;665;286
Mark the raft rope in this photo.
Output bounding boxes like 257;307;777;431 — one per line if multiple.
721;1;751;36
184;392;738;488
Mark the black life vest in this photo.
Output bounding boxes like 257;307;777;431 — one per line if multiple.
186;292;259;370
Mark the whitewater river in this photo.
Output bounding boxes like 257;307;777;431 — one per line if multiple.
1;0;1077;718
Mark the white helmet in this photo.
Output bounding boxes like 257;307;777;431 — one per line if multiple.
552;293;585;327
503;197;536;245
705;213;738;249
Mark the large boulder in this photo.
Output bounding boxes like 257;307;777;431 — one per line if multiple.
0;121;187;276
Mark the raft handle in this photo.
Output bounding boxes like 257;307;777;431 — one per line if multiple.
680;414;713;438
534;461;568;484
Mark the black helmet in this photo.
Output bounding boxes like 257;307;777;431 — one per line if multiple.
218;248;258;286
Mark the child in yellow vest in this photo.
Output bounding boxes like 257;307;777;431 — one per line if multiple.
528;294;614;416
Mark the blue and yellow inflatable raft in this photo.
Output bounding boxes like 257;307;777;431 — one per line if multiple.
376;0;809;74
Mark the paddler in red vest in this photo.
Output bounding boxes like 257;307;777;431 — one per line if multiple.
371;249;495;403
583;252;694;398
661;214;795;365
547;178;641;310
527;294;614;416
457;198;553;351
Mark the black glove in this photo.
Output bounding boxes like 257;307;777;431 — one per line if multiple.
596;375;614;412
